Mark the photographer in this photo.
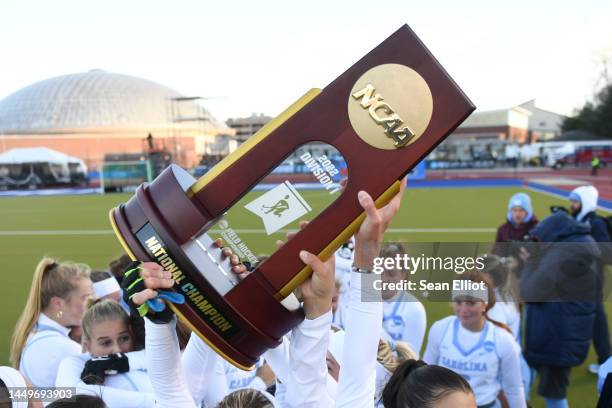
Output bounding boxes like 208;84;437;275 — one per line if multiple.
520;212;601;408
493;193;538;257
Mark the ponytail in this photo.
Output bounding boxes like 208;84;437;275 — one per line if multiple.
10;257;90;367
484;309;512;335
382;359;472;408
377;340;417;373
382;359;427;408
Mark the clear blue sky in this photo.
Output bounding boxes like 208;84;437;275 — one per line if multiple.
1;0;611;121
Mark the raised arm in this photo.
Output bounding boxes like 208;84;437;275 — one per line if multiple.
145;317;197;408
336;180;406;408
122;262;197;408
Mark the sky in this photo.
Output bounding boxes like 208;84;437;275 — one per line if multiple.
1;0;611;121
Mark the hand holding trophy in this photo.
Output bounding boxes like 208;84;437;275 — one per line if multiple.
110;24;474;368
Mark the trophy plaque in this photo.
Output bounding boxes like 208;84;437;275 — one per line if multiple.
110;24;475;369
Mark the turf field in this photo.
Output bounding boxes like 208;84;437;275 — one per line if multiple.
0;186;610;407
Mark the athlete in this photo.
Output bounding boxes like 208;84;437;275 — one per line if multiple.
482;255;531;402
382;359;476;408
56;299;155;407
11;258;92;388
123;183;406;407
423;270;525;408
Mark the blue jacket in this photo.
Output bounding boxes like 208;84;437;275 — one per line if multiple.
570;185;612;263
582;212;612;265
521;212;600;367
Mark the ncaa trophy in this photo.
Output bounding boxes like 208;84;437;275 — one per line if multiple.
110;24;475;369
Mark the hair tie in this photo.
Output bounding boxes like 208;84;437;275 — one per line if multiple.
44;261;58;273
403;359;427;379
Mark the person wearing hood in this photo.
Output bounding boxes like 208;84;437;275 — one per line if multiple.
493;193;538;257
520;212;601;408
569;185;612;375
569;185;611;247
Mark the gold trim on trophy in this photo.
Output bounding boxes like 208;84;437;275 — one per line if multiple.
277;179;402;298
109;208;136;260
188;88;322;197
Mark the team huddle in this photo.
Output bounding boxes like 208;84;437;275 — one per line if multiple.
1;182;611;408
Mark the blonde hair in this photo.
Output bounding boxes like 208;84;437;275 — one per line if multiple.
10;257;90;367
216;389;273;408
82;299;130;343
377;340;417;373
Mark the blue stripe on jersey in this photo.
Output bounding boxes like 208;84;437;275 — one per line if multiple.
452;318;490;357
119;373;139;391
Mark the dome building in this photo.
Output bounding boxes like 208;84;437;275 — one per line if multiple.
0;70;233;168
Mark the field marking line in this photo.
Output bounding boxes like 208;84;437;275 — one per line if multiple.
0;230;116;236
0;227;496;236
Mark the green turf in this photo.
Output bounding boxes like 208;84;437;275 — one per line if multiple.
0;187;609;407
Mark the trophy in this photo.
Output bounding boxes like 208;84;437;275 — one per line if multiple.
110;24;475;369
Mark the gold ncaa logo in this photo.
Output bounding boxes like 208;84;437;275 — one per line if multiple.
348;64;433;150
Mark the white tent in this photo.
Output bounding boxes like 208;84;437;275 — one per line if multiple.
0;147;87;171
0;147;87;187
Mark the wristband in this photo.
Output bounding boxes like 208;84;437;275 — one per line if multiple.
351;265;373;274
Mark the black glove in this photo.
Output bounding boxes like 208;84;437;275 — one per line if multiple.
121;261;175;324
81;353;130;385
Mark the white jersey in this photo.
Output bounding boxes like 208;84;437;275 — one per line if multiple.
19;314;82;388
144;313;334;408
56;351;155;408
223;359;266;392
424;316;525;408
182;333;227;407
381;291;427;355
263;271;382;408
333;238;355;329
488;288;521;345
335;272;383;408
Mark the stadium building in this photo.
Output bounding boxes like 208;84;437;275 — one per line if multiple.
226;113;272;144
450;105;532;143
449;99;565;144
429;100;566;166
0;70;234;169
